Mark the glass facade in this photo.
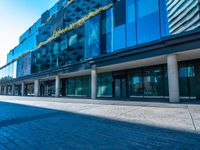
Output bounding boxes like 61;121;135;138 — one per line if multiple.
0;61;17;82
179;60;200;99
101;8;114;54
31;27;84;73
129;65;168;98
17;53;31;78
2;0;200;80
126;0;136;47
25;83;34;96
136;0;160;44
66;76;91;97
97;73;113;97
40;80;55;97
85;15;100;59
1;0;200;101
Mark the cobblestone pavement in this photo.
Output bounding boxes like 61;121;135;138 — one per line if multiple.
0;96;199;150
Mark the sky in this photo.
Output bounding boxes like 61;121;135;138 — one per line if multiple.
0;0;58;67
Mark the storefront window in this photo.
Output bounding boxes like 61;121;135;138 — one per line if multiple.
179;63;189;97
66;76;91;97
129;70;143;97
97;73;113;97
179;61;200;99
143;67;163;97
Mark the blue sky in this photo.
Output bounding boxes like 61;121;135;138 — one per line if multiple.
0;0;58;67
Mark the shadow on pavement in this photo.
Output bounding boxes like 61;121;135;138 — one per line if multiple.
0;101;199;150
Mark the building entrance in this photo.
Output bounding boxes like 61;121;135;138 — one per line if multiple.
113;72;127;98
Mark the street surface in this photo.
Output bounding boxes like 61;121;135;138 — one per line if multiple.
0;96;199;149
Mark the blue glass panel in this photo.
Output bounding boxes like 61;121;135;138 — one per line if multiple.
113;24;126;51
106;8;114;53
136;0;160;44
85;15;100;59
101;8;114;54
160;0;170;37
126;0;136;47
69;34;77;46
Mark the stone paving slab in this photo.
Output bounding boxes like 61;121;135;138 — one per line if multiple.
0;96;199;149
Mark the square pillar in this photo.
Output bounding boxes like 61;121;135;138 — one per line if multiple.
167;54;180;103
0;86;1;95
91;69;97;99
55;76;60;97
21;82;25;96
34;79;40;97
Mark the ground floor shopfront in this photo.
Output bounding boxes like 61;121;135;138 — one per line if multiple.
1;56;200;102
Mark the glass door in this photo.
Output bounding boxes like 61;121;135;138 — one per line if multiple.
115;79;121;97
113;71;127;98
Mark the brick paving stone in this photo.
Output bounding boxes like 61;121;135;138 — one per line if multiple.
0;96;199;149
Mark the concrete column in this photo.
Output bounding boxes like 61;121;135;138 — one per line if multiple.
91;69;97;99
0;86;1;95
34;79;40;97
167;54;180;103
55;76;60;97
21;82;25;96
4;86;7;95
12;84;15;96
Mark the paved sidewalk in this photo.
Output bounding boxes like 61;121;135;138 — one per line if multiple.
0;96;199;149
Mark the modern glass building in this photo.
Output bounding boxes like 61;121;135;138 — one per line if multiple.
0;0;200;102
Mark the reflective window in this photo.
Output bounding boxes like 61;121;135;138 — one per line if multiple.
53;42;59;55
179;63;189;97
101;8;114;54
136;0;160;44
17;53;31;78
113;24;126;50
126;0;136;47
178;61;200;98
85;15;100;59
67;79;75;96
160;0;170;37
129;70;143;96
60;39;68;51
143;67;163;97
113;0;126;27
66;76;91;97
69;34;77;47
97;73;113;97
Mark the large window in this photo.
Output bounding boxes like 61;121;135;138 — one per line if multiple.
66;76;91;97
179;63;189;97
113;0;126;51
128;65;168;98
113;0;126;27
31;28;84;73
136;0;160;44
160;0;170;37
178;60;200;99
101;8;114;54
85;15;100;59
129;70;143;97
97;73;113;97
143;67;163;97
126;0;136;47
